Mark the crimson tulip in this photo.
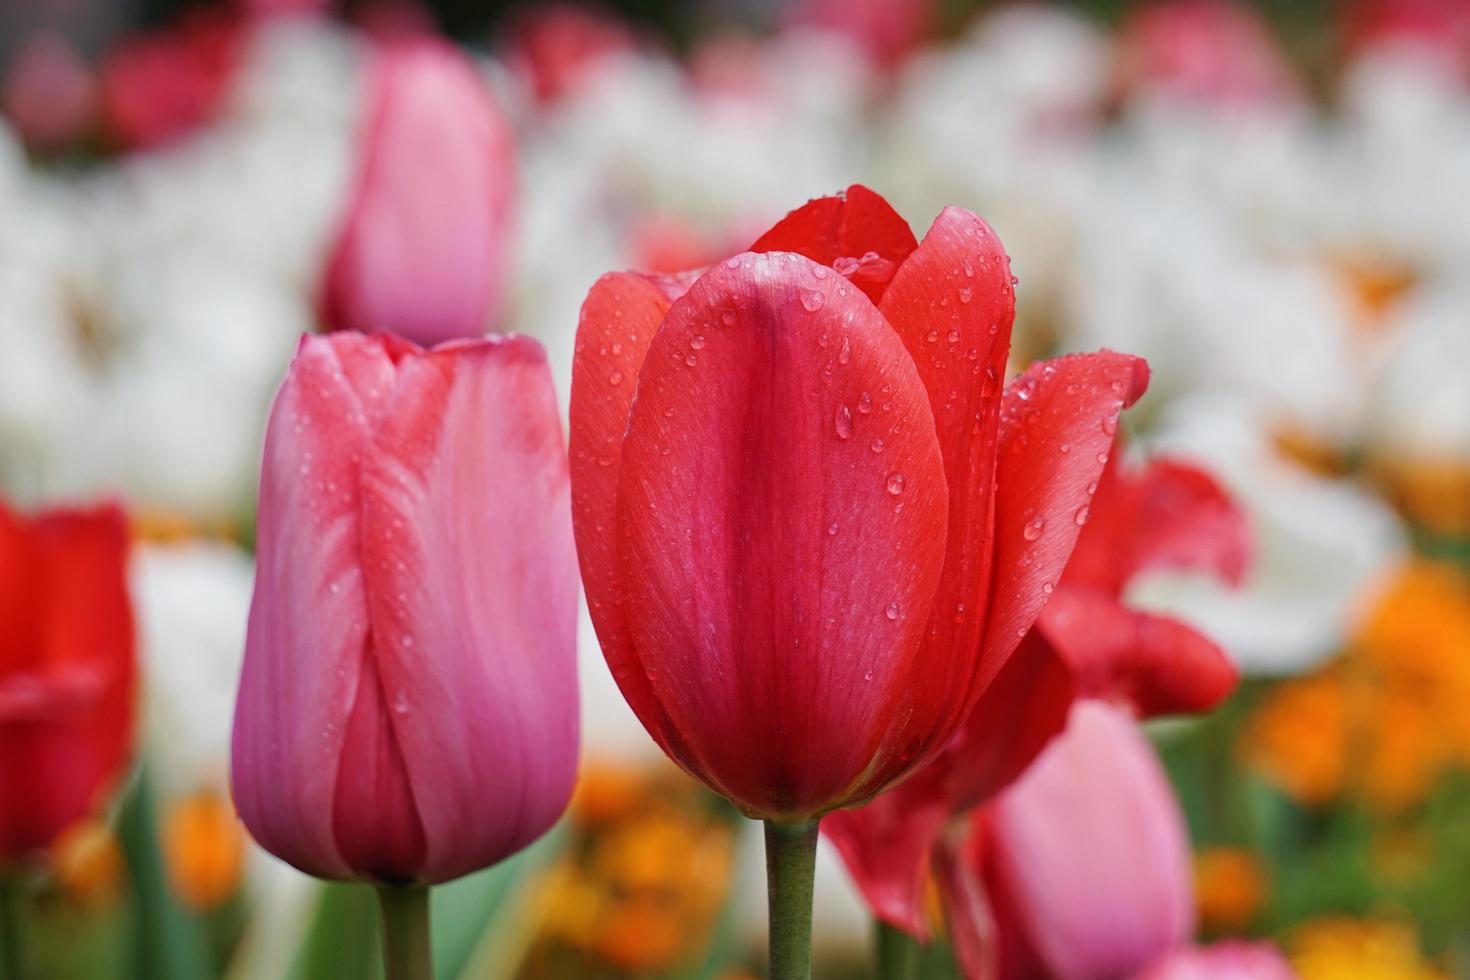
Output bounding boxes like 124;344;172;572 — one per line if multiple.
826;449;1246;961
231;332;578;890
571;185;1148;822
0;500;134;864
317;39;516;347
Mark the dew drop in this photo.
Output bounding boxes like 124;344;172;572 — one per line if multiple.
1101;414;1118;436
690;334;706;350
834;404;853;440
925;329;940;343
1042;581;1054;595
801;289;826;312
721;309;737;327
1022;516;1046;541
870;438;885;453
610;341;623;356
685;354;697;366
886;472;905;495
838;336;851;365
1059;442;1070;454
857;391;873;414
1074;505;1090;525
958;286;973;304
885;602;900;621
608;370;624;386
827;522;839;536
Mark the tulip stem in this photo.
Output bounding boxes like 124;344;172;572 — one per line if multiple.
0;876;28;980
764;818;820;980
375;884;431;980
875;920;920;980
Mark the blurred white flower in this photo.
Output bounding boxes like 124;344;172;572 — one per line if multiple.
132;539;254;795
1367;284;1470;462
1130;395;1407;675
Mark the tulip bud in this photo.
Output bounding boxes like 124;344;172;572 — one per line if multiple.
987;700;1196;980
0;501;135;864
318;40;516;347
231;333;577;884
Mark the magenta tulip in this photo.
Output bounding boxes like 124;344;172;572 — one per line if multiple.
1136;942;1297;980
231;332;577;885
318;39;516;347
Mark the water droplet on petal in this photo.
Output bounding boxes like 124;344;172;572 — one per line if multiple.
801;289;825;312
857;391;873;414
1022;516;1046;541
885;602;900;621
870;438;885;453
886;472;905;495
1074;505;1090;525
690;334;706;350
609;370;624;386
835;404;853;440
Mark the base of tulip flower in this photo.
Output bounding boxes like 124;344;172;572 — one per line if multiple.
0;876;28;980
764;818;820;980
375;883;431;980
875;920;920;980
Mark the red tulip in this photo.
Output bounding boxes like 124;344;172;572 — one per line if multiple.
569;185;1148;821
1;33;96;153
231;333;578;883
0;501;134;864
504;4;635;105
318;40;516;348
826;450;1245;938
1136;941;1297;980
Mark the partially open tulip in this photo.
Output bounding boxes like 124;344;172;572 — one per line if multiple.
231;332;578;884
1;500;134;865
318;40;516;347
825;450;1244;938
570;185;1148;822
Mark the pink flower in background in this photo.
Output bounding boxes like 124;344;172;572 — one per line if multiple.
785;0;935;69
1136;941;1298;979
318;39;516;347
98;8;241;151
237;0;330;17
1116;0;1301;107
0;33;96;153
231;333;578;883
981;700;1197;980
504;4;634;105
1341;0;1470;71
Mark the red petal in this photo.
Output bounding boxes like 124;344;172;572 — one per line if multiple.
934;823;1005;980
1064;455;1251;596
616;251;948;817
0;504;133;860
823;777;949;937
569;271;693;768
873;206;1015;769
979;352;1149;683
1038;586;1238;718
750;185;918;303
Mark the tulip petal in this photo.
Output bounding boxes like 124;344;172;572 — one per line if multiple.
616;251;948;817
933;825;1006;980
1038;586;1238;718
874;206;1015;765
569;271;698;768
1064;456;1251;596
233;335;400;880
989;700;1195;980
750;185;919;303
0;506;133;860
823;774;949;937
980;352;1149;683
359;336;579;882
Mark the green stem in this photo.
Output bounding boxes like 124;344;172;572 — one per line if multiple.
874;919;920;980
375;884;432;980
0;876;29;980
764;818;820;980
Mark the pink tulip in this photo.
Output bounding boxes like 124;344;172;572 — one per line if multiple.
231;332;577;884
318;40;516;347
1136;941;1298;980
1116;0;1300;108
985;700;1196;980
1;33;96;153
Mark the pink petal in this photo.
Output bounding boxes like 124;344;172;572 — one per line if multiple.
989;700;1195;980
980;352;1149;683
233;334;400;879
615;251;948;817
1135;941;1296;980
358;336;579;882
1038;586;1238;718
319;39;516;346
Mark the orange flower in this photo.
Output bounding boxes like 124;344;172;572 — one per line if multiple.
1193;847;1266;932
162;791;245;910
1290;918;1446;980
1243;672;1348;805
51;817;123;906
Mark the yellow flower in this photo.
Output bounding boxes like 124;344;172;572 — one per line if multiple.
1290;918;1447;980
1194;847;1267;932
51;817;123;906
